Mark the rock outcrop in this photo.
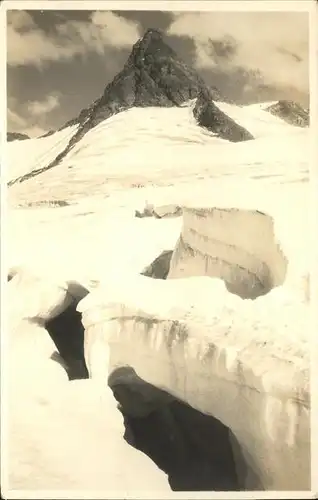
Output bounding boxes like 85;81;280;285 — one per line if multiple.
7;132;30;142
40;129;55;138
265;100;309;127
141;250;173;279
193;90;254;142
135;203;183;219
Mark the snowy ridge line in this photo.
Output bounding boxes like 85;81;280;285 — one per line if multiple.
7;99;307;194
8;86;119;186
7;99;252;187
7;125;78;185
7;125;82;187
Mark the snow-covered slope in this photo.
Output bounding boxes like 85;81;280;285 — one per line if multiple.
7;101;308;206
217;101;302;137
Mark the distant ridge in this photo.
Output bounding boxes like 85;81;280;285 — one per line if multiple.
265;100;309;128
7;132;30;142
9;28;255;186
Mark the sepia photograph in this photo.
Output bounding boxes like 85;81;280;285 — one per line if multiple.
1;0;314;498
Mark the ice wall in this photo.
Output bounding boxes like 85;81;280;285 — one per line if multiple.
79;275;310;491
79;183;310;491
168;207;288;299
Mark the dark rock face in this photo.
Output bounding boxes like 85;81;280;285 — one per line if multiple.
59;97;101;131
64;28;253;143
265;100;309;127
85;28;221;131
7;132;30;142
193;90;254;142
59;28;222;137
40;130;55;138
141;250;173;279
9;28;252;186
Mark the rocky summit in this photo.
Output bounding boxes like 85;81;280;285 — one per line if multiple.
10;28;255;186
62;28;253;141
63;28;223;131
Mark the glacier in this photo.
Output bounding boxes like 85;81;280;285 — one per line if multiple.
4;94;310;496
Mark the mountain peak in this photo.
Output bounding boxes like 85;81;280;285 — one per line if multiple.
57;27;224;136
142;27;164;41
135;27;165;52
127;27;176;69
16;29;252;183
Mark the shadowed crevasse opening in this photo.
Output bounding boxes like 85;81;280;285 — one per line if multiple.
44;282;90;380
109;367;245;491
45;293;247;491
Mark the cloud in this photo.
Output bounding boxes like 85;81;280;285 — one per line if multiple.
7;10;141;67
7;97;48;138
91;11;141;47
167;12;309;95
7;108;46;137
24;125;48;138
7;10;35;31
27;94;60;116
7;107;27;129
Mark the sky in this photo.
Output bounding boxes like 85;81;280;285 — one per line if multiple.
7;9;309;137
